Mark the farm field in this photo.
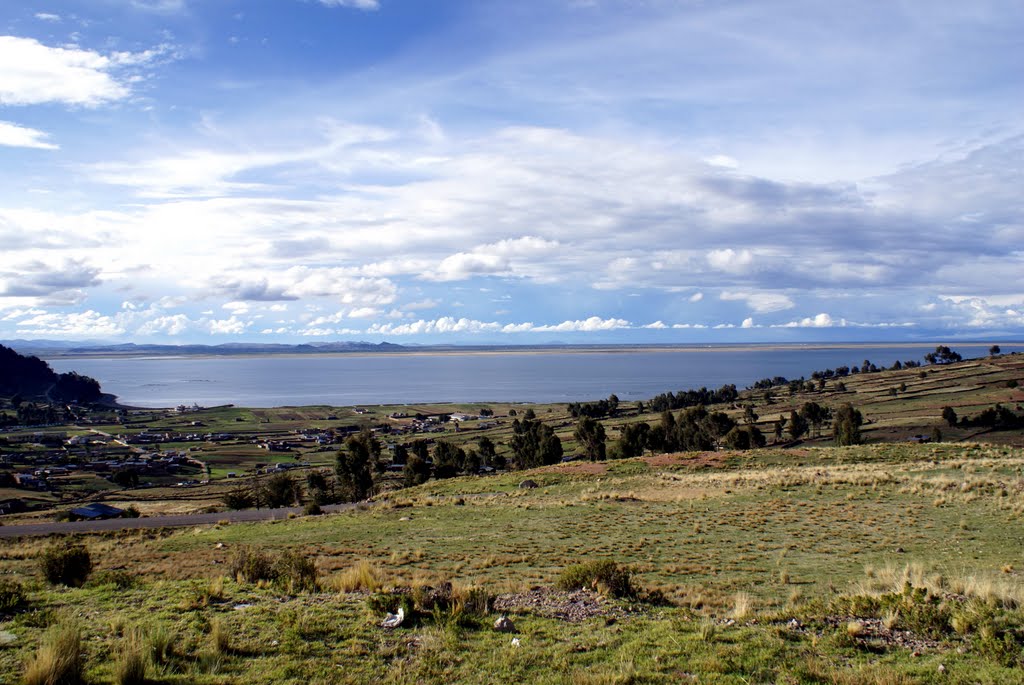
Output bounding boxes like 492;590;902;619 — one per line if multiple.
3;441;1024;683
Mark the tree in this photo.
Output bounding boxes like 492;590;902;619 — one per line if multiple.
702;411;735;449
573;417;607;461
222;485;254;510
432;440;465;479
403;454;432;487
305;471;335;505
773;415;787;442
742;405;759;425
262;472;300;508
787;410;808;440
799;401;830;438
925;345;962;365
613;422;649;459
725;425;766;450
990;345;1001;356
941;406;958;428
833;403;863;446
510;417;562;468
335;430;378;502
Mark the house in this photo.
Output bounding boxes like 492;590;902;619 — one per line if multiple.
69;502;124;520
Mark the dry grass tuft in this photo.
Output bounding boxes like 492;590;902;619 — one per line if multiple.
23;621;83;685
114;627;147;685
331;560;384;593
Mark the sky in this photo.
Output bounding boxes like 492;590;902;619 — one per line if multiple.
0;0;1022;345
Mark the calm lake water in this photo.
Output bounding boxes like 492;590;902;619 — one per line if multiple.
47;344;1022;408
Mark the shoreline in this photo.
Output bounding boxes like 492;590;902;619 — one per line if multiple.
42;341;1020;361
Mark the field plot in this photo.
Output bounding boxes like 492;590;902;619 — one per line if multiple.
3;442;1024;683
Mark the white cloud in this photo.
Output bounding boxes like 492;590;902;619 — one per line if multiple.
720;291;794;313
741;317;755;328
428;236;560;282
208;316;249;335
688;292;704;303
137;314;191;336
642;321;667;329
707;248;754;274
348;307;380;318
34;13;61;22
318;0;380;9
15;310;125;337
774;313;837;328
0;36;135;106
531;316;631;333
704;155;739;169
0;121;58;150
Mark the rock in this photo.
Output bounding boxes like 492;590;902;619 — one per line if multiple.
381;606;405;629
215;542;225;549
510;637;521;648
493;615;517;633
895;547;905;553
938;664;946;674
788;619;800;629
519;480;538;489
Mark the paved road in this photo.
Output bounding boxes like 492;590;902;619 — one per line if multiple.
0;502;360;538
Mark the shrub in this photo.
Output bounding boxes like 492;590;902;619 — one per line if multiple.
228;546;275;584
557;560;636;599
0;578;26;612
303;501;322;516
39;543;92;587
89;569;137;590
23;621;83;685
274;551;318;593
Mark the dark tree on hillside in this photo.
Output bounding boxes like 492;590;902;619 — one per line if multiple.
724;425;765;450
336;430;378;501
788;410;808;440
925;346;962;365
403;455;432;487
510;417;562;468
990;345;1001;356
800;401;830;438
941;406;958;428
833;403;864;446
432;440;465;479
573;417;607;461
262;472;300;508
614;421;650;459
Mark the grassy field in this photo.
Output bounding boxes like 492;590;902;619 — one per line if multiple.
3;441;1024;683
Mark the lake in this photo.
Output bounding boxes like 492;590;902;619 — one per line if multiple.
46;344;1021;408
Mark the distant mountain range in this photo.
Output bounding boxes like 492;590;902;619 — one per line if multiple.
0;340;409;357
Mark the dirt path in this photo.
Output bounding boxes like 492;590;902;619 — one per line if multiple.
0;502;359;538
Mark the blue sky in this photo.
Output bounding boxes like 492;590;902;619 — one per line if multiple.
0;0;1022;345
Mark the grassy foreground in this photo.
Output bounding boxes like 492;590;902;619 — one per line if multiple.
3;442;1024;683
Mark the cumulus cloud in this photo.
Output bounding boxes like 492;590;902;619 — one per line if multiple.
0;121;58;149
720;290;794;313
427;236;560;282
0;36;136;106
707;248;755;274
642;321;667;329
774;313;837;328
688;292;704;303
15;310;125;337
136;314;191;336
530;317;631;333
318;0;380;9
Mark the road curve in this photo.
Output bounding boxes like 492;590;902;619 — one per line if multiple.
0;502;361;538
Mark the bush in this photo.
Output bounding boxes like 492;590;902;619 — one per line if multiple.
228;546;276;584
303;501;322;516
23;621;83;685
89;569;138;590
275;551;318;593
0;578;26;612
39;543;92;587
557;560;636;599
